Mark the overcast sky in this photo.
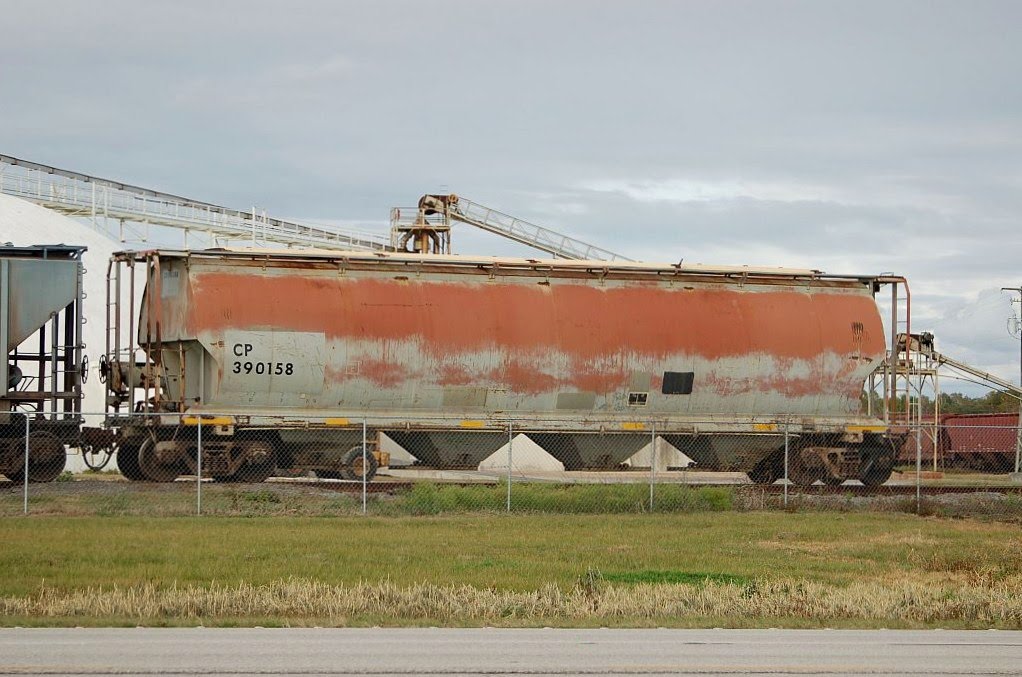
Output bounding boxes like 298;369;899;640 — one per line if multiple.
2;0;1020;390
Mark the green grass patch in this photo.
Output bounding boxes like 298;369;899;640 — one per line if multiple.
390;482;733;515
0;512;1019;597
0;481;737;517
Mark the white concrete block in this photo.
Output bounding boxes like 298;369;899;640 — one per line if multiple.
478;434;565;472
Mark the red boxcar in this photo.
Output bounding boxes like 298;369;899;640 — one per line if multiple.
942;413;1020;472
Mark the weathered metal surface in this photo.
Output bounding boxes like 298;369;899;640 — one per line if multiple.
117;248;889;469
2;249;81;351
0;244;86;478
942;413;1020;471
385;431;508;468
1;245;85;470
898;413;1021;472
526;433;650;470
149;253;884;414
661;433;784;472
943;413;1020;451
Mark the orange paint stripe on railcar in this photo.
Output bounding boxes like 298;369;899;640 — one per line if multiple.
187;273;886;362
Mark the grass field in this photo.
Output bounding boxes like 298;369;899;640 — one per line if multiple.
2;511;1021;628
0;479;739;517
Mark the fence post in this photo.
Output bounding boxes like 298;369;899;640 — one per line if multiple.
196;419;202;516
915;423;922;514
783;425;789;508
506;421;513;512
23;415;29;515
649;424;655;512
1015;404;1021;474
362;419;368;516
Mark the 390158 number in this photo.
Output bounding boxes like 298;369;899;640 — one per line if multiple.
232;361;295;376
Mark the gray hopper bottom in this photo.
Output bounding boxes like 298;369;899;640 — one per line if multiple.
385;431;508;469
527;433;650;470
661;434;784;472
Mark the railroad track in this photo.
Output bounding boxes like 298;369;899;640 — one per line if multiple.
298;481;1022;496
752;483;1022;496
3;478;1021;496
279;480;1022;496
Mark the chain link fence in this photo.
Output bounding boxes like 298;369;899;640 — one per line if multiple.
3;412;1021;518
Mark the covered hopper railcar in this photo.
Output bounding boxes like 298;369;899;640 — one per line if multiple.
1;245;86;483
101;248;898;485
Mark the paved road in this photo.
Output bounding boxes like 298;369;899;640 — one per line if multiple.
1;628;1020;675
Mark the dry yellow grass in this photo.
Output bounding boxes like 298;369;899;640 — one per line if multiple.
4;576;1022;627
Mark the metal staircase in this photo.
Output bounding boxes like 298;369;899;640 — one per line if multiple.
391;194;632;261
0;154;391;252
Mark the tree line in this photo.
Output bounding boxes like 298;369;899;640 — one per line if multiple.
863;390;1020;415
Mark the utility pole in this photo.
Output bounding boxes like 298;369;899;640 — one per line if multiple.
1002;285;1022;474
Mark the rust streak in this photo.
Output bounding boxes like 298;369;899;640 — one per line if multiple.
188;274;886;364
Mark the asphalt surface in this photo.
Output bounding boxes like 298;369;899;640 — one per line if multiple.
1;628;1021;675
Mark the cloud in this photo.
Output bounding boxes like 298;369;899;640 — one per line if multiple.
2;0;1021;390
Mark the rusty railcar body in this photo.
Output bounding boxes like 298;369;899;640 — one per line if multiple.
0;245;85;482
939;413;1020;472
897;412;1022;472
103;248;896;484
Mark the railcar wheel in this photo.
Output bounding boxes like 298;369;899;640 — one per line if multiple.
234;441;275;484
213;441;275;483
822;473;844;486
27;453;66;484
1;441;21;481
217;464;273;484
339;446;378;482
116;442;147;481
859;446;895;487
240;459;275;484
138;437;181;483
7;433;66;483
788;456;824;487
747;460;782;485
